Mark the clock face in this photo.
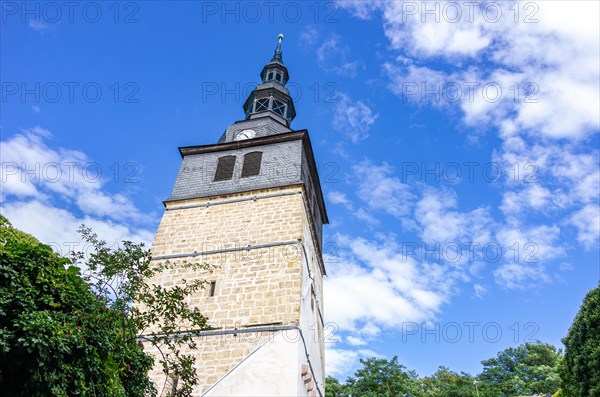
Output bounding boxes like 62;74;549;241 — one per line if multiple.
235;129;256;141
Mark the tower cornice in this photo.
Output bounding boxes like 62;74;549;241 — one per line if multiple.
179;130;303;157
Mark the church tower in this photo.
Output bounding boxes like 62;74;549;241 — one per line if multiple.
145;35;328;396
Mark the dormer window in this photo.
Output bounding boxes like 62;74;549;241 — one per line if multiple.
275;73;282;82
241;151;262;177
268;72;273;80
214;155;236;181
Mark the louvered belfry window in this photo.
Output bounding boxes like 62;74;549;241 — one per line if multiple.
272;99;286;117
241;152;263;178
214;155;236;181
254;98;269;112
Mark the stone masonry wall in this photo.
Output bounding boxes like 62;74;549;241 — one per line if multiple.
143;186;312;395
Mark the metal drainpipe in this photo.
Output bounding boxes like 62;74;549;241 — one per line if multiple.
151;239;300;261
165;191;301;211
138;325;324;397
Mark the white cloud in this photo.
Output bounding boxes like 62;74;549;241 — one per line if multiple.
415;187;493;246
28;19;49;32
500;184;552;215
1;126;154;254
328;191;352;208
353;160;413;218
340;0;599;139
316;34;363;77
570;204;600;249
333;93;378;142
337;0;385;20
325;233;455;334
326;347;359;377
326;258;423;330
326;346;379;377
495;138;599;248
298;25;319;51
338;0;600;263
383;63;451;108
1;127;147;222
337;156;575;295
346;336;367;346
473;284;487;299
327;190;379;226
354;208;380;226
340;148;588;293
318;0;599;368
494;223;564;289
2;200;154;257
380;1;494;58
343;0;600;142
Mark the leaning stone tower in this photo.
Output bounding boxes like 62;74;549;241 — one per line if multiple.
144;35;328;396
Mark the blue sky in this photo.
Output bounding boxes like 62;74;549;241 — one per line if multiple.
1;1;599;379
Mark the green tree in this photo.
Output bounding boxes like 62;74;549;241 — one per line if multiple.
0;215;212;396
419;366;477;397
72;225;213;396
559;286;600;397
344;356;420;397
477;342;562;397
0;215;154;396
325;376;347;397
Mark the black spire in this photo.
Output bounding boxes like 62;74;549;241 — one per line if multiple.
242;34;296;126
271;33;284;62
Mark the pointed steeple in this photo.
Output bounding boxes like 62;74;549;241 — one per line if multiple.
260;33;288;85
271;33;284;62
242;34;296;126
